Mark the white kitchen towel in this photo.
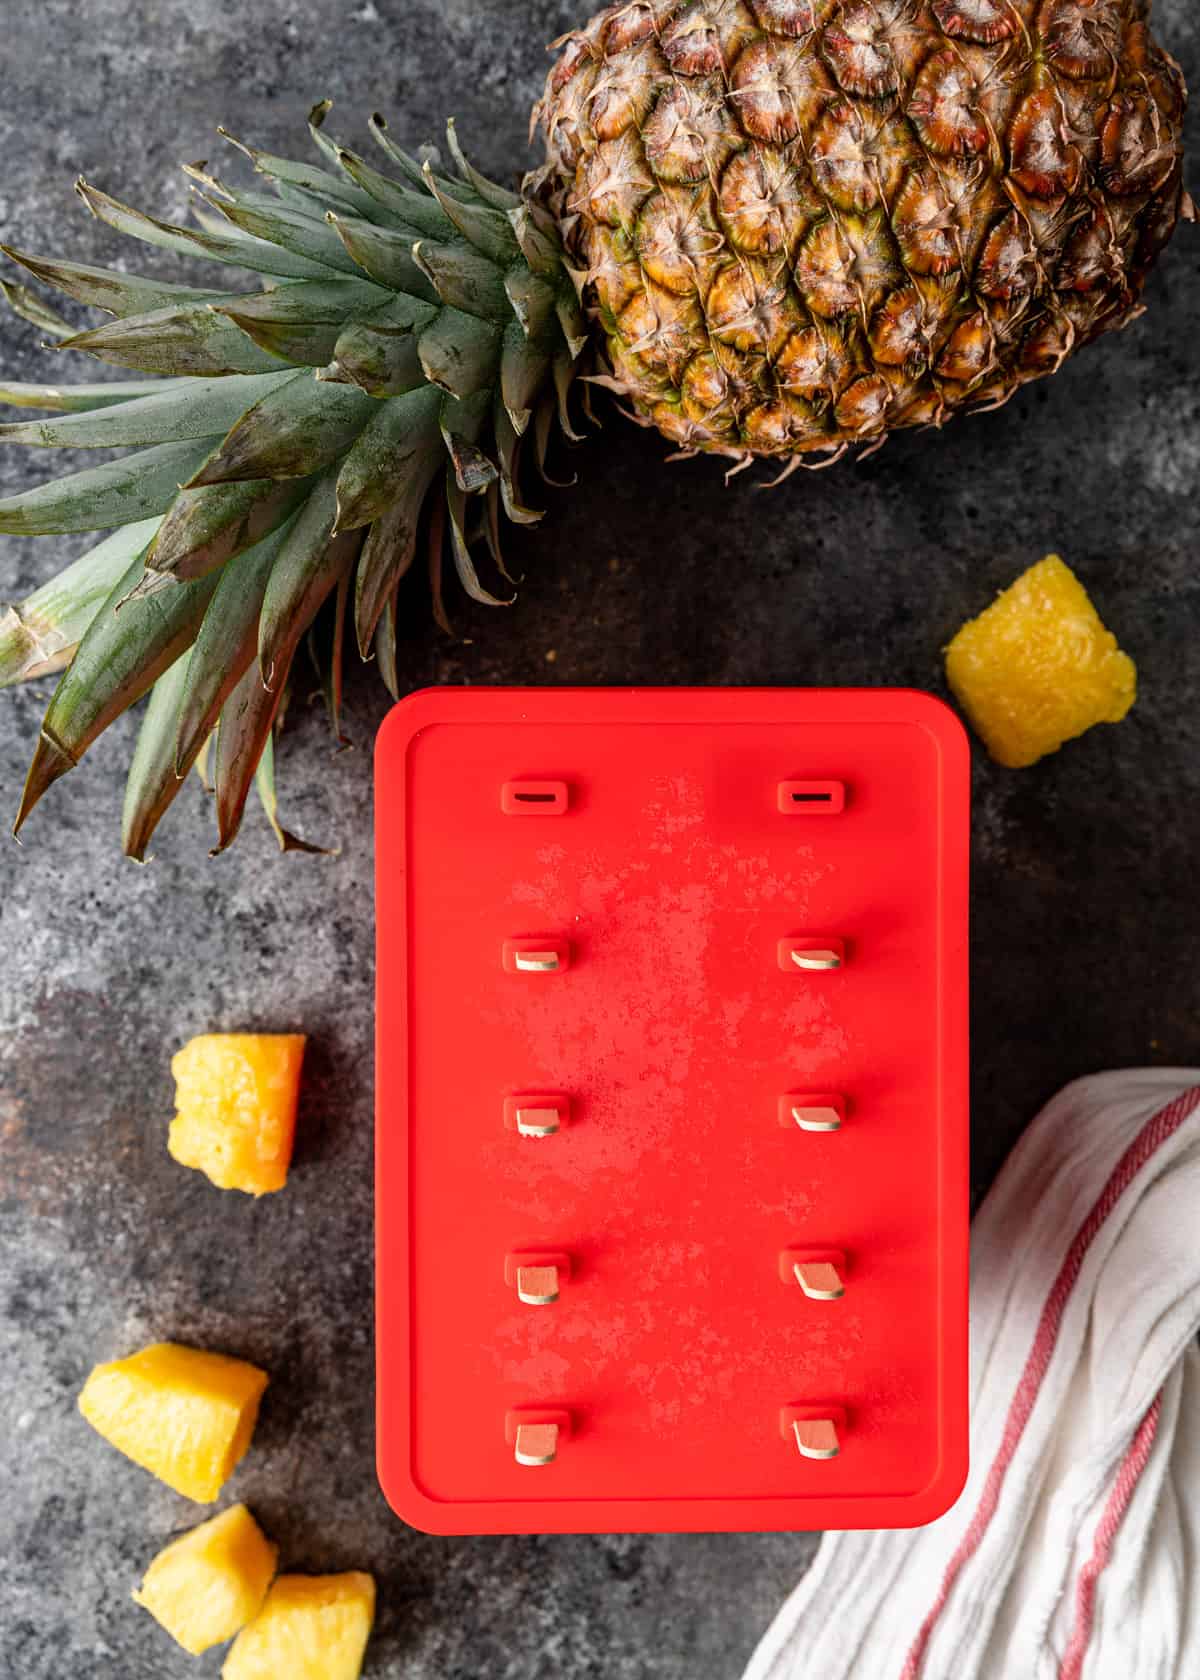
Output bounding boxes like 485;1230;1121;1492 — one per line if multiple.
744;1069;1200;1680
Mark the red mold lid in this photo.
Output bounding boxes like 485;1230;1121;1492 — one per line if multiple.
375;688;970;1535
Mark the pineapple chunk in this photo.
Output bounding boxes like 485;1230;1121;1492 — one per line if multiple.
78;1342;268;1503
223;1572;377;1680
945;555;1137;768
133;1504;278;1655
170;1033;306;1196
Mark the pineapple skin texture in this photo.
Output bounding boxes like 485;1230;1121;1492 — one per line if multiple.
222;1572;377;1680
534;0;1189;462
132;1504;278;1656
170;1033;306;1196
945;556;1137;768
78;1342;269;1503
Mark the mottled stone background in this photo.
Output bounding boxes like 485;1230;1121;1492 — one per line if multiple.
1;3;1198;1676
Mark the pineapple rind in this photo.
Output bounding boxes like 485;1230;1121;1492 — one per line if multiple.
534;0;1189;464
222;1572;377;1680
78;1341;269;1503
170;1032;307;1196
945;556;1137;769
133;1504;279;1655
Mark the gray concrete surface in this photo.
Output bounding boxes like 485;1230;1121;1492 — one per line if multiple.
1;2;1198;1676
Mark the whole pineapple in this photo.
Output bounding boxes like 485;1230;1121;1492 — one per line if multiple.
0;0;1190;856
532;0;1192;466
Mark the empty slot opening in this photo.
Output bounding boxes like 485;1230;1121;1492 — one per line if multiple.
502;780;569;815
778;780;845;815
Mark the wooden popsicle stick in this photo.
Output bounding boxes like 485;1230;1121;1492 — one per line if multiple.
793;1418;840;1459
793;1260;845;1300
514;1422;559;1466
514;950;561;972
516;1265;560;1305
791;1105;842;1132
790;947;842;971
515;1106;561;1136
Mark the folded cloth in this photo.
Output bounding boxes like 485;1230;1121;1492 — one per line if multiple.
744;1069;1200;1680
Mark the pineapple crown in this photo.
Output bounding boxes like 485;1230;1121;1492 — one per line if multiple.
0;105;585;857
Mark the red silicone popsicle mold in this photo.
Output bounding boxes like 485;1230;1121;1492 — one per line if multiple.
376;687;970;1535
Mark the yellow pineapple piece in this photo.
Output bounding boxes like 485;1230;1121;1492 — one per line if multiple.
945;555;1137;769
78;1342;268;1503
133;1504;278;1655
222;1572;377;1680
170;1033;306;1196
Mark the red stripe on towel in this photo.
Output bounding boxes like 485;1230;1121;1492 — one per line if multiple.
900;1085;1200;1680
1057;1393;1163;1680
